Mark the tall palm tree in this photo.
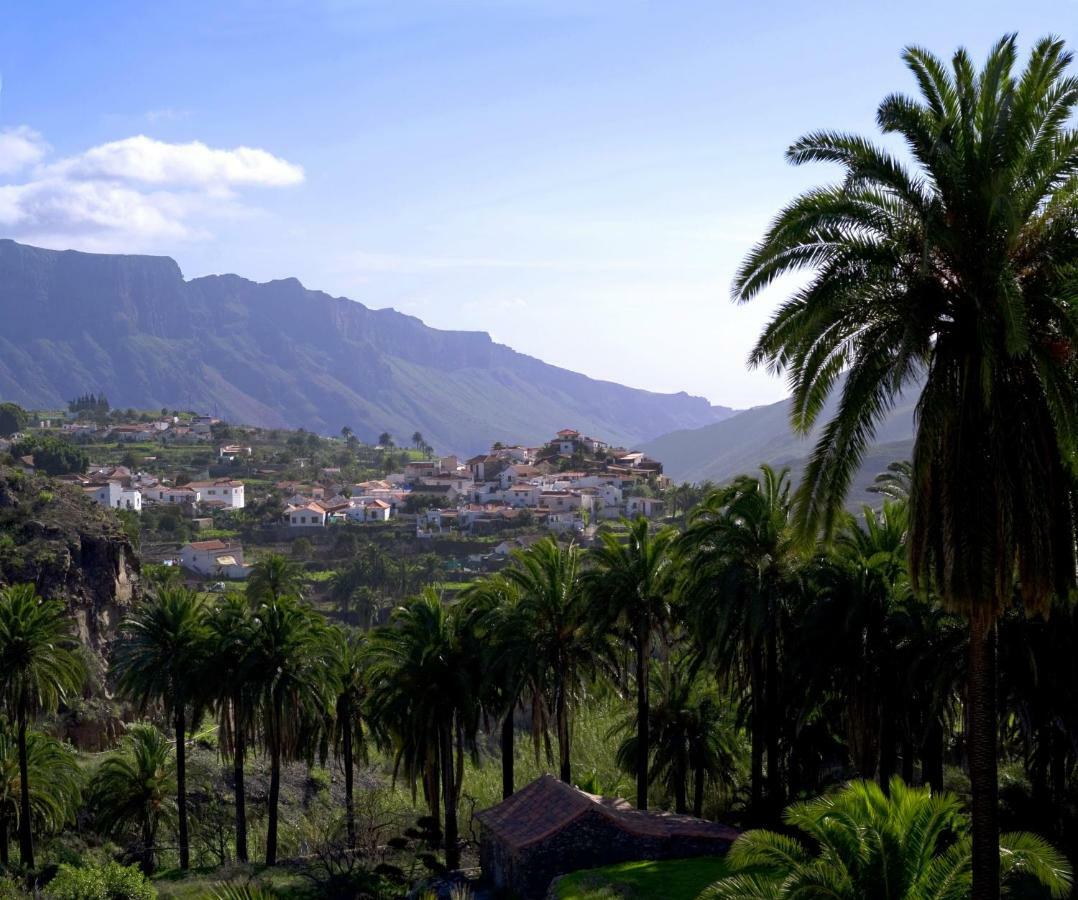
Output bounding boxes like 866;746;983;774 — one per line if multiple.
246;554;304;605
0;584;86;869
613;658;739;816
459;575;531;800
366;590;481;870
0;727;81;867
503;538;595;785
679;467;800;818
587;517;678;809
248;596;332;866
703;778;1072;899
112;587;208;871
204;594;258;863
90;723;177;875
732;36;1078;896
412;431;424;451
327;627;369;850
805;501;910;784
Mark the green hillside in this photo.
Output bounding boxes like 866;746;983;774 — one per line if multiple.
643;383;918;502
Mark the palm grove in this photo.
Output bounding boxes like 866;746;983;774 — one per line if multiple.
0;32;1077;900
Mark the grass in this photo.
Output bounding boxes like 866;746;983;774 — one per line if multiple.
554;856;730;900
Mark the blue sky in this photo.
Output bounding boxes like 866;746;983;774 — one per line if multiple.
0;1;1073;407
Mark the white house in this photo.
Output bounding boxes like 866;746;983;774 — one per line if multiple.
288;503;327;527
179;540;250;579
538;490;582;513
504;483;541;508
499;464;544;490
626;496;665;518
553;429;581;456
85;481;142;512
153;486;200;505
344;499;393;522
186;479;245;509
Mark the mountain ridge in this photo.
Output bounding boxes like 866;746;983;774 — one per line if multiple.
0;239;734;454
642;381;917;503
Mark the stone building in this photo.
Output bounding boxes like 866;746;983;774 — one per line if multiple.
475;774;739;898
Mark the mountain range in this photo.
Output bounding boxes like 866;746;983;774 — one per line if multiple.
642;382;917;504
0;240;733;455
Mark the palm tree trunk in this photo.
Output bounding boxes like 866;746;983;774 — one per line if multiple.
343;707;355;850
556;679;571;784
141;819;155;875
175;707;190;870
673;741;688;814
440;719;459;869
692;766;705;818
967;613;1000;900
266;700;282;866
922;716;945;792
901;735;915;785
233;697;248;864
749;649;764;817
15;712;33;870
501;710;515;799
879;707;897;790
0;811;9;867
764;628;781;814
635;627;649;810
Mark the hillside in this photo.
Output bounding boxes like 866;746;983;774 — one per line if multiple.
643;384;918;505
0;240;733;455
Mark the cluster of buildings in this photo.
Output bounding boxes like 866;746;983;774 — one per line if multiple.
277;428;667;538
63;464;245;514
56;414;223;445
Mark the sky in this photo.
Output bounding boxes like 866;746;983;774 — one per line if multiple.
0;1;1074;409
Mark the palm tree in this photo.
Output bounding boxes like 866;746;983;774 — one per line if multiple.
587;517;678;810
366;590;481;870
248;596;332;866
503;538;594;785
112;587;208;871
412;431;424;451
327;627;369;850
90;724;177;874
204;594;258;863
613;658;739;816
732;37;1078;896
679;467;800;818
340;425;353;441
246;554;304;604
806;501;910;785
703;778;1072;899
460;575;532;800
0;727;81;867
377;432;394;449
0;584;86;869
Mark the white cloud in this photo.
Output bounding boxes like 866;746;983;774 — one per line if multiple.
45;135;304;187
0;127;303;252
0;126;49;175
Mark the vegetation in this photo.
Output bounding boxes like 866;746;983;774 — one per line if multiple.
733;34;1078;899
703;778;1071;899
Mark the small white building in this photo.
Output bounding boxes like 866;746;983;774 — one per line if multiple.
345;498;393;522
186;479;245;510
626;496;665;519
180;540;250;579
504;483;541;508
288;503;327;527
85;481;142;512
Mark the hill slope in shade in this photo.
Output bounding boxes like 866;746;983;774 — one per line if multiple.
0;240;734;454
643;385;917;505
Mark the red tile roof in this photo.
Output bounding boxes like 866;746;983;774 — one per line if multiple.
475;775;739;851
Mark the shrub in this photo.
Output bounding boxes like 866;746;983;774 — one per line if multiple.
45;862;156;900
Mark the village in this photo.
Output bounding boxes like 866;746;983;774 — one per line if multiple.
2;408;670;587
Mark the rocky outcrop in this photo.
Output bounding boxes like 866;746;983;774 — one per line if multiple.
0;465;139;657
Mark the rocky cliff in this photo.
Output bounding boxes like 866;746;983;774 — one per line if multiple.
0;240;733;453
0;465;139;657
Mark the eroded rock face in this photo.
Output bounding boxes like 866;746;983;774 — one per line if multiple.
0;466;140;657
